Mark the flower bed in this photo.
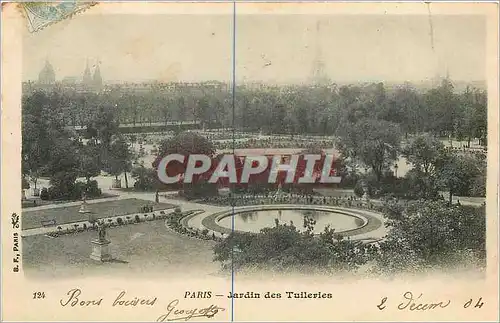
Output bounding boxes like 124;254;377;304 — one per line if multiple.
44;210;174;238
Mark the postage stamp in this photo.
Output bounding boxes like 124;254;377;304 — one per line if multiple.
1;1;499;322
19;1;97;32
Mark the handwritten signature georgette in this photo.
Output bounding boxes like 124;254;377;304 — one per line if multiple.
156;299;225;322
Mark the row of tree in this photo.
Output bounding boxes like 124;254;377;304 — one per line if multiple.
23;79;487;144
338;125;486;202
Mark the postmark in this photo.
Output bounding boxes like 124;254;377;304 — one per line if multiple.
19;1;97;32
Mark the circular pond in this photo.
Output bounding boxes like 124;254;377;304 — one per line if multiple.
217;208;365;234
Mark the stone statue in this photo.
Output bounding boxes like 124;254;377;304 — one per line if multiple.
97;221;107;242
79;190;90;213
90;220;112;262
362;181;370;202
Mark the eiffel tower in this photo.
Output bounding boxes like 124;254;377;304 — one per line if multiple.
310;20;329;86
427;3;450;87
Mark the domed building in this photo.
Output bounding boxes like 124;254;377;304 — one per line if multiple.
38;60;56;85
25;59;105;93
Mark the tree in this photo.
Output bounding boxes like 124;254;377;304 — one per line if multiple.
153;132;216;193
194;97;210;126
85;105;119;149
45;138;80;199
337;118;401;181
375;200;485;273
213;220;371;273
22;91;62;187
270;103;288;134
402;134;447;176
175;96;187;125
131;166;157;191
437;153;483;204
424;79;459;136
380;84;424;136
78;144;101;184
154;131;215;167
22;90;82;198
106;135;133;188
471;89;487;146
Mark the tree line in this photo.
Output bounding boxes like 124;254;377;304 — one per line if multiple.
24;79;487;142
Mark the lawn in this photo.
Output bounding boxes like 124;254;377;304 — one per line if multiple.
22;198;175;230
22;220;218;279
21;193;119;209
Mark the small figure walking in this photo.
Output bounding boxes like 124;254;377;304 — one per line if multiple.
155;190;159;203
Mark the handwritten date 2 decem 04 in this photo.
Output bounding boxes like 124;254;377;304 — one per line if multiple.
377;292;485;311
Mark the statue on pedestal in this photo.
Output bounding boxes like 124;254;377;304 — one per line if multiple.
97;221;108;242
362;181;370;203
90;220;111;262
79;191;90;213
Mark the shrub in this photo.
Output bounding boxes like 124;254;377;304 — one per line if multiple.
132;166;158;191
469;174;486;197
22;177;30;190
86;180;102;197
181;180;218;200
69;181;84;200
338;172;359;189
40;187;49;200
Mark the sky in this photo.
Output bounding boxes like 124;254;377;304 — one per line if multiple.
22;5;487;84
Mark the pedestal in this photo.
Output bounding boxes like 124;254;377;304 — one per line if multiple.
79;200;91;214
90;239;112;262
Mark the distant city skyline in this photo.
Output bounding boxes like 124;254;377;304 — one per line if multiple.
23;10;486;84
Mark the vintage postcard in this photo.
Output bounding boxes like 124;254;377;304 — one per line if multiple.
1;1;499;322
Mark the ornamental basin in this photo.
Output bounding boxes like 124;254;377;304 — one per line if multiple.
217;207;366;235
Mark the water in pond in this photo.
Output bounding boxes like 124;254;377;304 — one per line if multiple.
218;209;363;234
